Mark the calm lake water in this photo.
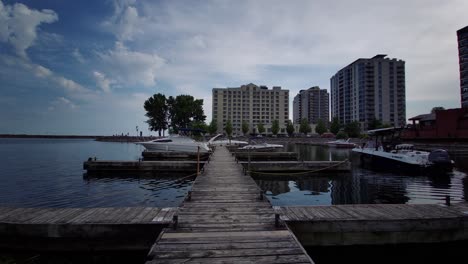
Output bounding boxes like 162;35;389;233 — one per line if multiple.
0;138;194;208
256;144;468;206
0;138;466;208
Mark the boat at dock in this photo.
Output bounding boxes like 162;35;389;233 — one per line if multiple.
352;127;454;173
238;142;284;152
137;135;211;153
207;134;248;146
325;139;356;148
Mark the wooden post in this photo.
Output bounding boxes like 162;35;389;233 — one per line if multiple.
187;191;192;201
445;195;451;206
275;213;280;228
197;146;200;176
247;148;251;175
173;215;178;230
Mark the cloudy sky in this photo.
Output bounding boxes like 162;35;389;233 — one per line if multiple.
0;0;466;135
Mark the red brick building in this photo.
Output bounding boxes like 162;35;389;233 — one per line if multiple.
402;108;468;139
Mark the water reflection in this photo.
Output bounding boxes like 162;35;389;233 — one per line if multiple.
255;144;467;206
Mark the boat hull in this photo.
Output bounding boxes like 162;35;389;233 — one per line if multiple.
139;142;210;153
354;151;453;174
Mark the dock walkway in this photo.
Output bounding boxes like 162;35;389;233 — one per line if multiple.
147;147;313;263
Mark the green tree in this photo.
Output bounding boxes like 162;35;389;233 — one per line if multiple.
144;93;168;137
207;119;218;135
225;120;233;143
271;120;280;136
336;131;348;139
299;118;311;136
242;121;249;135
167;95;206;133
257;123;265;134
191;121;207;136
315;119;327;135
344;121;361;138
330;117;341;135
286;120;295;137
368;118;382;130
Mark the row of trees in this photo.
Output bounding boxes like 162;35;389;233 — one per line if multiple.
144;93;206;136
224;120;296;138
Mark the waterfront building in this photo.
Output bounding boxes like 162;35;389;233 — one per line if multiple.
458;26;468;108
330;54;406;130
212;83;289;135
293;86;329;125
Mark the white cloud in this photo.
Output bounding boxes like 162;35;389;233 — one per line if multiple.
48;97;77;111
103;0;142;41
72;48;85;63
34;65;52;78
0;0;58;58
97;41;165;87
93;71;112;93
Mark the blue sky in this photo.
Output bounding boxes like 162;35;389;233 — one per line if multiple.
0;0;467;135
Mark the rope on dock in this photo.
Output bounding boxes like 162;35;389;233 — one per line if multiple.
246;159;350;176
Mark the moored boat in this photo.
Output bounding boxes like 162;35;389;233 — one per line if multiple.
326;139;356;148
137;135;211;153
352;127;454;173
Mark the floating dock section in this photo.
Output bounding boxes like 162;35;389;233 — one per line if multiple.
233;152;299;161
0;207;176;251
83;160;206;173
142;151;210;161
240;160;351;174
274;203;468;246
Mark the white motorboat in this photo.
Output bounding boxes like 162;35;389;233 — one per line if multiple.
352;127;453;173
137;135;211;153
326;139;356;148
238;142;284;152
207;134;248;146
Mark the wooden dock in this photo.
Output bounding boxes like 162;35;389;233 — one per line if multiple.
239;160;351;174
0;207;176;251
83;160;206;173
142;151;211;161
146;147;313;263
233;152;299;161
274;203;468;246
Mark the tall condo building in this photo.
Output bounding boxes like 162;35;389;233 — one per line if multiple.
330;54;406;130
293;86;329;124
458;26;468;108
212;83;289;135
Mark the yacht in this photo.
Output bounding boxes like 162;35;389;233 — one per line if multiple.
137;135;211;153
207;134;248;146
326;139;356;148
352;127;453;173
238;142;284;152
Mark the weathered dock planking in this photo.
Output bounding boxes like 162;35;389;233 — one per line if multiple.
0;207;177;251
142;151;211;161
233;152;299;161
239;160;351;174
274;203;468;246
146;147;314;263
83;160;206;172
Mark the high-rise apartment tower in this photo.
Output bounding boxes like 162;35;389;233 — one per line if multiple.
458;26;468;108
330;54;406;130
293;86;329;124
212;83;289;135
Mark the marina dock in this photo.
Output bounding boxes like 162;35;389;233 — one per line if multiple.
0;207;176;251
275;203;468;246
83;160;207;173
146;146;314;263
239;160;351;174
